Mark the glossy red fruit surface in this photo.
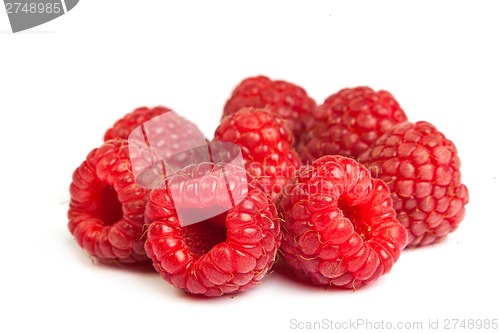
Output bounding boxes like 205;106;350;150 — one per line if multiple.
278;155;407;288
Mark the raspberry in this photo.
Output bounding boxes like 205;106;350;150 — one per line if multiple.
68;139;152;264
359;121;469;247
144;162;280;296
104;106;172;141
298;86;407;163
223;75;316;145
104;106;207;177
277;155;407;289
104;105;205;150
214;108;302;202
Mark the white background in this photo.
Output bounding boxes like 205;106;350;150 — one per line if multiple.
1;1;499;332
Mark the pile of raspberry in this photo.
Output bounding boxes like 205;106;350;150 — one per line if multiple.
68;76;468;296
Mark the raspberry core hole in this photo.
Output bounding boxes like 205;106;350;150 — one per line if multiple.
96;185;123;226
181;211;228;258
338;198;371;242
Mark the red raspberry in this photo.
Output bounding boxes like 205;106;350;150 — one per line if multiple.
359;121;469;247
298;86;407;163
68;139;152;264
104;106;172;141
214;108;302;203
144;162;280;297
223;75;316;145
104;105;205;149
104;106;207;175
277;155;407;289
